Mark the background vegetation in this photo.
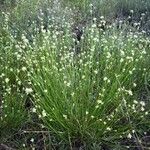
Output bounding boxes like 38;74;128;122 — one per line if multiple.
0;0;150;149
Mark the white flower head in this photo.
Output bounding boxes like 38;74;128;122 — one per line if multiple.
30;138;34;143
32;108;36;113
100;16;104;19
91;115;94;119
25;88;33;94
106;52;111;59
42;110;47;117
127;133;132;139
22;67;27;71
128;90;133;96
94;70;98;74
97;100;103;105
44;89;48;93
106;127;111;131
66;82;71;87
5;78;9;83
120;58;124;63
103;77;108;81
140;101;145;106
133;100;138;104
133;83;137;87
130;10;134;13
63;114;67;119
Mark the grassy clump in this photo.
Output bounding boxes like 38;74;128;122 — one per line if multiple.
0;0;150;149
27;21;150;148
0;18;28;142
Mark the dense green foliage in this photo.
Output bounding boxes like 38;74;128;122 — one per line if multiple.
0;0;150;149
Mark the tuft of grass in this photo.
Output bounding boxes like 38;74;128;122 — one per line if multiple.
28;21;150;148
0;20;28;141
0;1;150;149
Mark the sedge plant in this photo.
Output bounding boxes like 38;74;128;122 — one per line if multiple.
28;20;150;148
